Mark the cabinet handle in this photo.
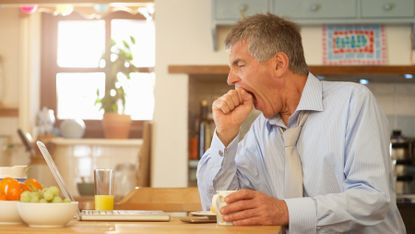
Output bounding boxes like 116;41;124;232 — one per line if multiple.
383;3;394;11
309;3;320;12
239;4;248;18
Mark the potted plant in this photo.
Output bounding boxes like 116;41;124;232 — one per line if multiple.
95;36;137;138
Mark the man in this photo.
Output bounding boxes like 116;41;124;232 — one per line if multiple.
197;13;405;233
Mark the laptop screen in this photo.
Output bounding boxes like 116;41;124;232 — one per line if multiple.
36;140;75;202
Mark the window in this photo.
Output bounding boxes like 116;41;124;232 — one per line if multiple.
41;11;155;137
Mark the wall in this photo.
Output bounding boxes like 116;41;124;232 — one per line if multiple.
153;0;415;186
0;8;40;166
0;9;21;140
369;83;415;137
0;8;20;108
153;0;224;186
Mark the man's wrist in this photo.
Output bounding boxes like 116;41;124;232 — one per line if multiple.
216;128;239;146
276;200;289;226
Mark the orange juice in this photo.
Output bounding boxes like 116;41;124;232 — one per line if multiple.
94;195;114;210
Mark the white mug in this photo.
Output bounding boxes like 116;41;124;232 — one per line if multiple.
211;190;237;225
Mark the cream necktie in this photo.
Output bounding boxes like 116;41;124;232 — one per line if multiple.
281;112;309;198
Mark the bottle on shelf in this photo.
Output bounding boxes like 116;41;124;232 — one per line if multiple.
198;100;214;159
189;124;198;161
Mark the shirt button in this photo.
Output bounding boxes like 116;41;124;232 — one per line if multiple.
218;150;224;156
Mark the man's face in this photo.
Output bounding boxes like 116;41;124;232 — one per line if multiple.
227;40;281;118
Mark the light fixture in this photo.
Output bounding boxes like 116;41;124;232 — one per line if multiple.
359;79;369;85
403;74;414;79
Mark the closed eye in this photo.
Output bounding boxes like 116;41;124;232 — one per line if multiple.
237;62;245;68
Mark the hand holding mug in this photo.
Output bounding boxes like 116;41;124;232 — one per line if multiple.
211;190;237;225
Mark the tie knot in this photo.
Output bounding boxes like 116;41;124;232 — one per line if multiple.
283;126;301;147
281;111;309;147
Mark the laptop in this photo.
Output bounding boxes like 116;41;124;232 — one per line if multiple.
36;140;170;222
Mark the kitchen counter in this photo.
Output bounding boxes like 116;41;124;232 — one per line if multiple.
0;218;281;234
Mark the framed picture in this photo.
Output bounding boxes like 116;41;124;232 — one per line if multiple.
323;25;387;65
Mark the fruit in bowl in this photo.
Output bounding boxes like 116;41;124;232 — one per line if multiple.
18;185;77;227
0;177;43;224
0;177;43;201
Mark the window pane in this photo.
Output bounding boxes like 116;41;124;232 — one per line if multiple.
56;73;105;119
111;19;155;67
57;20;105;68
123;73;155;120
56;72;154;120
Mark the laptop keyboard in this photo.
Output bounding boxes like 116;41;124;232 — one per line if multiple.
82;210;166;216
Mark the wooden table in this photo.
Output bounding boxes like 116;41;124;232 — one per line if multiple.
0;218;282;234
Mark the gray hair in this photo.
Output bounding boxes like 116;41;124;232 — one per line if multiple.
225;13;308;75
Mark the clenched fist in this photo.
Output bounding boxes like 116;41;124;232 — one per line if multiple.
212;88;253;146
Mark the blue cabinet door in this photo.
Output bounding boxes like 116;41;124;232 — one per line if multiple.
273;0;357;19
214;0;270;21
361;0;414;18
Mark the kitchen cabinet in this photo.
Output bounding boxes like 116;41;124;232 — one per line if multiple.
213;0;270;21
361;0;414;18
211;0;415;50
398;201;415;233
273;0;357;19
212;0;271;50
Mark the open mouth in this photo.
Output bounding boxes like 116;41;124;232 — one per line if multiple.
245;90;257;107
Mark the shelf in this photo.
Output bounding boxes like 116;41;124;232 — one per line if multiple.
168;65;415;76
0;107;18;117
169;65;415;83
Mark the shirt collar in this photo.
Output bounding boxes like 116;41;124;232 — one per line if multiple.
296;73;324;112
266;73;323;129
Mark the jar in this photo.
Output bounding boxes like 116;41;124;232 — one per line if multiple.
113;163;137;199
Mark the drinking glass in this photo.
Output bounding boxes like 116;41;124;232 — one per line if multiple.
94;168;114;210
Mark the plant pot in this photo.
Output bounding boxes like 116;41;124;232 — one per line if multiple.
102;113;131;139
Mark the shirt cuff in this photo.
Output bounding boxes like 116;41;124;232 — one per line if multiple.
210;130;240;187
210;130;239;159
284;197;317;234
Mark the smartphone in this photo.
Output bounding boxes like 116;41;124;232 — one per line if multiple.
180;216;216;224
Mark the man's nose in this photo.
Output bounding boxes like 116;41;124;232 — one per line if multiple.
227;71;239;86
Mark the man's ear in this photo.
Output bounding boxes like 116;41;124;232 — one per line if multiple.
274;52;289;76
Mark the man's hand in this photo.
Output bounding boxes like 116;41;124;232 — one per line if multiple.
221;189;289;226
212;88;253;146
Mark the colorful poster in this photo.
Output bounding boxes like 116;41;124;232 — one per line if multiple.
323;25;387;65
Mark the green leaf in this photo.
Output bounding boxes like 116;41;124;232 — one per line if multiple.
123;40;130;49
130;36;136;44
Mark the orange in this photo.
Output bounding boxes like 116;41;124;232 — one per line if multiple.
4;179;21;200
0;191;5;200
0;177;15;194
24;178;43;191
20;183;30;192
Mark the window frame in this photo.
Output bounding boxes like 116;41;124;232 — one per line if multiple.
41;11;153;138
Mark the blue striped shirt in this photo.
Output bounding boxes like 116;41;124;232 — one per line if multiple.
197;73;405;233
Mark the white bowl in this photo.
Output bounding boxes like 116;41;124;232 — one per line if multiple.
17;202;79;228
0;201;22;224
0;165;28;179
